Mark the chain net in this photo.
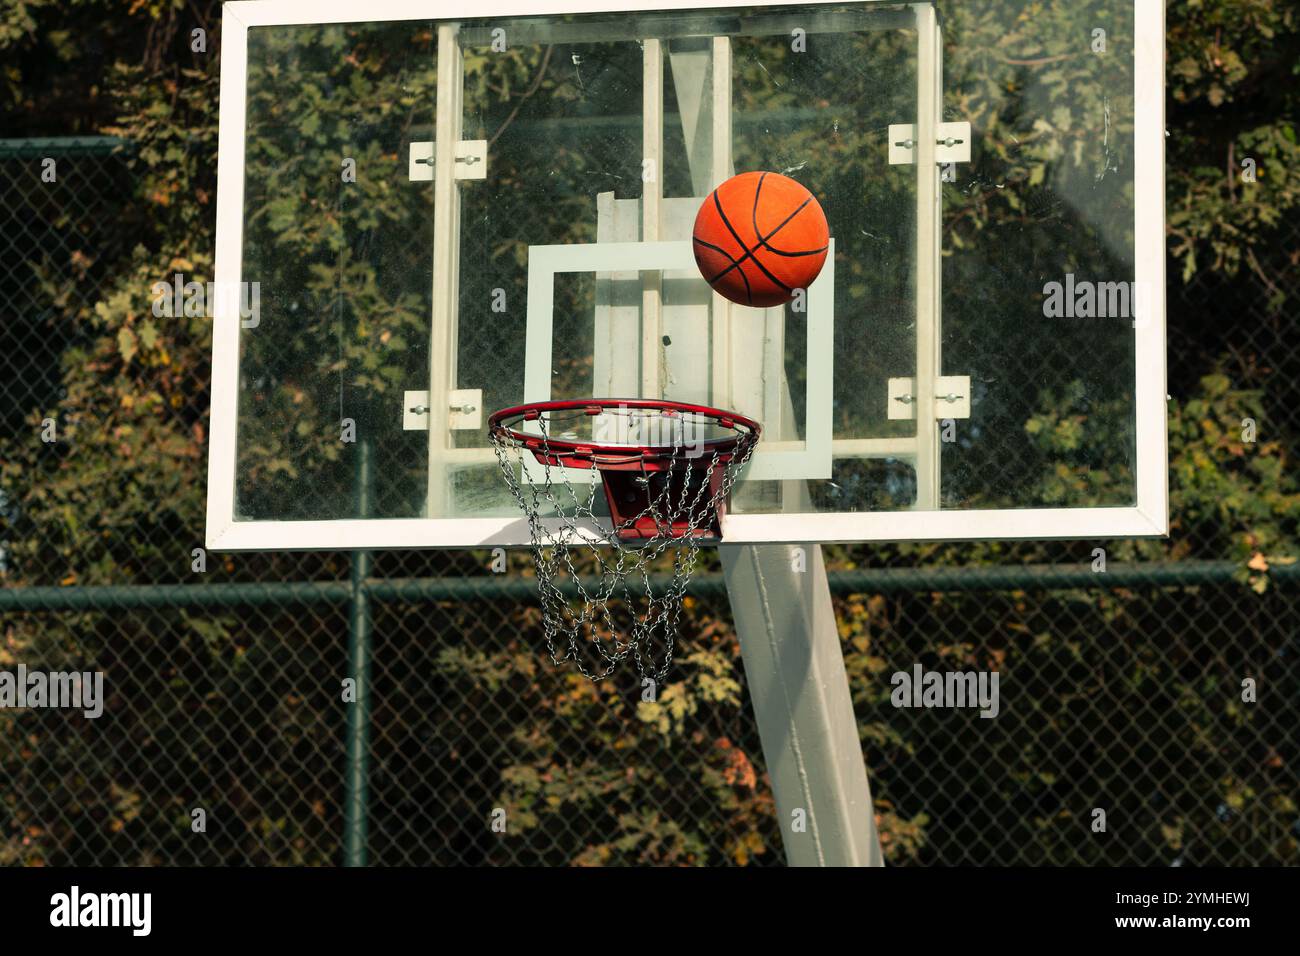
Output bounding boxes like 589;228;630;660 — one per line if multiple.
489;403;759;681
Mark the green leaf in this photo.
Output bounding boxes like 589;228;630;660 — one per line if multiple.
137;320;159;351
117;327;138;363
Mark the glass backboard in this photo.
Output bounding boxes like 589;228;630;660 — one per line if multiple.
207;0;1167;549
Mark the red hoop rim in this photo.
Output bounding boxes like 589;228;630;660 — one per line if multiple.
488;398;761;467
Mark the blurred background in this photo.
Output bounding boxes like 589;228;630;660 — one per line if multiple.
1;0;1297;865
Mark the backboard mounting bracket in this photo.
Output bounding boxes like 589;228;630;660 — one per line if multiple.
887;376;971;420
403;388;482;431
408;140;488;181
887;121;971;166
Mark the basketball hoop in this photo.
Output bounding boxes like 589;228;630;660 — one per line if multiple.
488;398;760;680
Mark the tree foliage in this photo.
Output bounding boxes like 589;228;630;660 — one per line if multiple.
0;0;1296;866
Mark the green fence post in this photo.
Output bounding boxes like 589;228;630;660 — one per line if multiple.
343;435;373;866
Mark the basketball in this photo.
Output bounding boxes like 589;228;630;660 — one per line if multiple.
692;171;831;308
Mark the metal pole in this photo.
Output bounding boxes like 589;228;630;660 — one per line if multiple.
721;543;884;867
343;436;373;866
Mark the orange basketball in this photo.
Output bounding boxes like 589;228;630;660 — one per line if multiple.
692;171;830;308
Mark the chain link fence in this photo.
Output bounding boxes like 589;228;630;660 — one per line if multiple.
1;139;1296;866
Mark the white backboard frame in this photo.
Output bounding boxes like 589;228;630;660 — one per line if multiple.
207;0;1168;550
524;239;835;482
